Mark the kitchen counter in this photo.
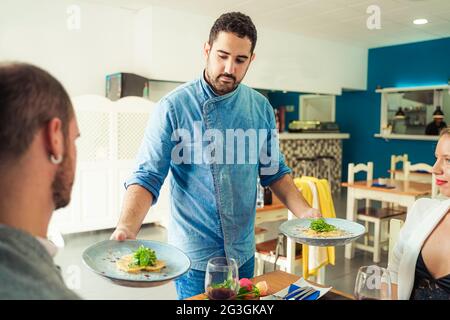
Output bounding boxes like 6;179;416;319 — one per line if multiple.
279;132;350;140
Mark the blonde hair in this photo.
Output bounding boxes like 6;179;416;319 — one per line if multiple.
440;128;450;137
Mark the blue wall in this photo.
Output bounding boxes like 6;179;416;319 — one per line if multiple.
337;37;450;180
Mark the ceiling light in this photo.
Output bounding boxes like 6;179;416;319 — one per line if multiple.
413;18;428;25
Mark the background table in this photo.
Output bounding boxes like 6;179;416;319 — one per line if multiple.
342;179;431;259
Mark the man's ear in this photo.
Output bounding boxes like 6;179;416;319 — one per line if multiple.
251;52;256;63
45;117;64;162
203;42;211;60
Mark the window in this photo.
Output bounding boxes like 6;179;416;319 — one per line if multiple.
377;85;450;140
300;94;335;122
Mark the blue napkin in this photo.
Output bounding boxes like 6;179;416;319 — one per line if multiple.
285;284;320;300
371;183;395;189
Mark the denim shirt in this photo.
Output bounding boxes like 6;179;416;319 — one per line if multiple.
126;73;291;271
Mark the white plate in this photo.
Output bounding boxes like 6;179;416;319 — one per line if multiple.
279;218;365;247
82;240;191;288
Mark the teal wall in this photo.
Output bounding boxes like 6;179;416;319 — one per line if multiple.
337;37;450;180
266;37;450;180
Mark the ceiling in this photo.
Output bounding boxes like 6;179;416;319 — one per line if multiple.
87;0;450;48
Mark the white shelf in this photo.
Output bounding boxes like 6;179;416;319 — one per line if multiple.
374;133;439;141
279;132;350;140
375;84;449;93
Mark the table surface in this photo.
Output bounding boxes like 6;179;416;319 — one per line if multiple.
388;169;431;175
187;270;354;300
256;203;285;213
342;179;431;196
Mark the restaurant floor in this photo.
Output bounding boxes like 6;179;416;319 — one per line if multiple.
55;189;388;299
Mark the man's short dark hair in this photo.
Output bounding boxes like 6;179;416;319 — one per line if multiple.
208;12;257;53
0;62;73;162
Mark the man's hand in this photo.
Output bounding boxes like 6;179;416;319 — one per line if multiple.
299;207;322;219
110;226;136;241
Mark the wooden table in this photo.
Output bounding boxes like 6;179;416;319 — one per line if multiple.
187;270;354;300
342;179;431;259
255;195;287;226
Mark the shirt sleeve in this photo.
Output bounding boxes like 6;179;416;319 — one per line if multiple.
125;98;175;204
259;101;292;187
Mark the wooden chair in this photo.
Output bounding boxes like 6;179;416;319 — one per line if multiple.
390;154;408;180
348;162;373;209
348;162;406;263
388;219;405;267
404;161;437;198
254;209;302;276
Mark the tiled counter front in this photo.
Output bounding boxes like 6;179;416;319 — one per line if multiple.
279;135;348;193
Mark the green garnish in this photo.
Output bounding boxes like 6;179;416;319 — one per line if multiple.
211;279;234;289
129;245;157;267
309;218;337;233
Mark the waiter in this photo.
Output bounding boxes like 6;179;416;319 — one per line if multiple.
110;12;321;299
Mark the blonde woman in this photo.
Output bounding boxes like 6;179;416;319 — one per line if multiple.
388;128;450;300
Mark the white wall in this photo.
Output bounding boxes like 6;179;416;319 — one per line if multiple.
132;6;209;84
133;6;368;95
0;0;135;96
148;80;183;102
0;1;367;96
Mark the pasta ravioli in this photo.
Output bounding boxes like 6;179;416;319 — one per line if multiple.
116;245;165;273
300;228;348;238
296;218;350;238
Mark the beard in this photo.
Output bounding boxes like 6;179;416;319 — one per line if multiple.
51;150;75;210
205;60;246;95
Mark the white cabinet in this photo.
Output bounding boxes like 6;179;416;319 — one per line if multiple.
50;95;170;234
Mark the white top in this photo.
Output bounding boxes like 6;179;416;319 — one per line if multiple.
387;198;450;300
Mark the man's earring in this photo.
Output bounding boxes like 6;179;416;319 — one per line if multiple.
50;154;63;165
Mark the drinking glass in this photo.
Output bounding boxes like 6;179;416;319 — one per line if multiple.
354;265;392;300
205;257;239;300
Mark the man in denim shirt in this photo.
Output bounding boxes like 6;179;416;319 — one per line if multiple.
111;12;321;299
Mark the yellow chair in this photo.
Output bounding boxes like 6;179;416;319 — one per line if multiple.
296;177;336;284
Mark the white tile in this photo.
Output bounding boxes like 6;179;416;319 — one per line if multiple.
346;0;408;12
413;21;450;37
318;7;367;23
234;0;304;18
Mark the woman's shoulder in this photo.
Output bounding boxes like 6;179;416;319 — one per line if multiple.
408;198;448;220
